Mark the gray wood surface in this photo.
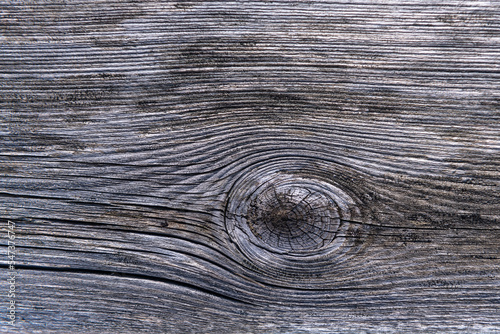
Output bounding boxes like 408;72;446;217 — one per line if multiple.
1;1;500;333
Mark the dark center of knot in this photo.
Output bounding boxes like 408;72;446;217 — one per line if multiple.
246;185;340;253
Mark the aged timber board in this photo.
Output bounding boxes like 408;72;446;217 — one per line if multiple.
1;1;500;333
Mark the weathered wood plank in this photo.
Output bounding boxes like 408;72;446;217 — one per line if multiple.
1;0;500;333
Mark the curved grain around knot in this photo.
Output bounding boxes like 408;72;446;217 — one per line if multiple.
224;155;368;285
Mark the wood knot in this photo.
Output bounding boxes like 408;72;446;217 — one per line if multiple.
247;184;340;253
224;157;367;282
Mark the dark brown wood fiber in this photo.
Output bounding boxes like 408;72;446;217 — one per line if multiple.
1;1;500;333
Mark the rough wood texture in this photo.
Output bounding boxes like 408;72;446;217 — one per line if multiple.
1;1;500;333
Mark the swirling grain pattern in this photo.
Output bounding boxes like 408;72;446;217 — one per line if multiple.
1;0;500;333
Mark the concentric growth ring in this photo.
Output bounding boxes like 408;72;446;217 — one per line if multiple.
225;158;363;273
245;176;341;254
